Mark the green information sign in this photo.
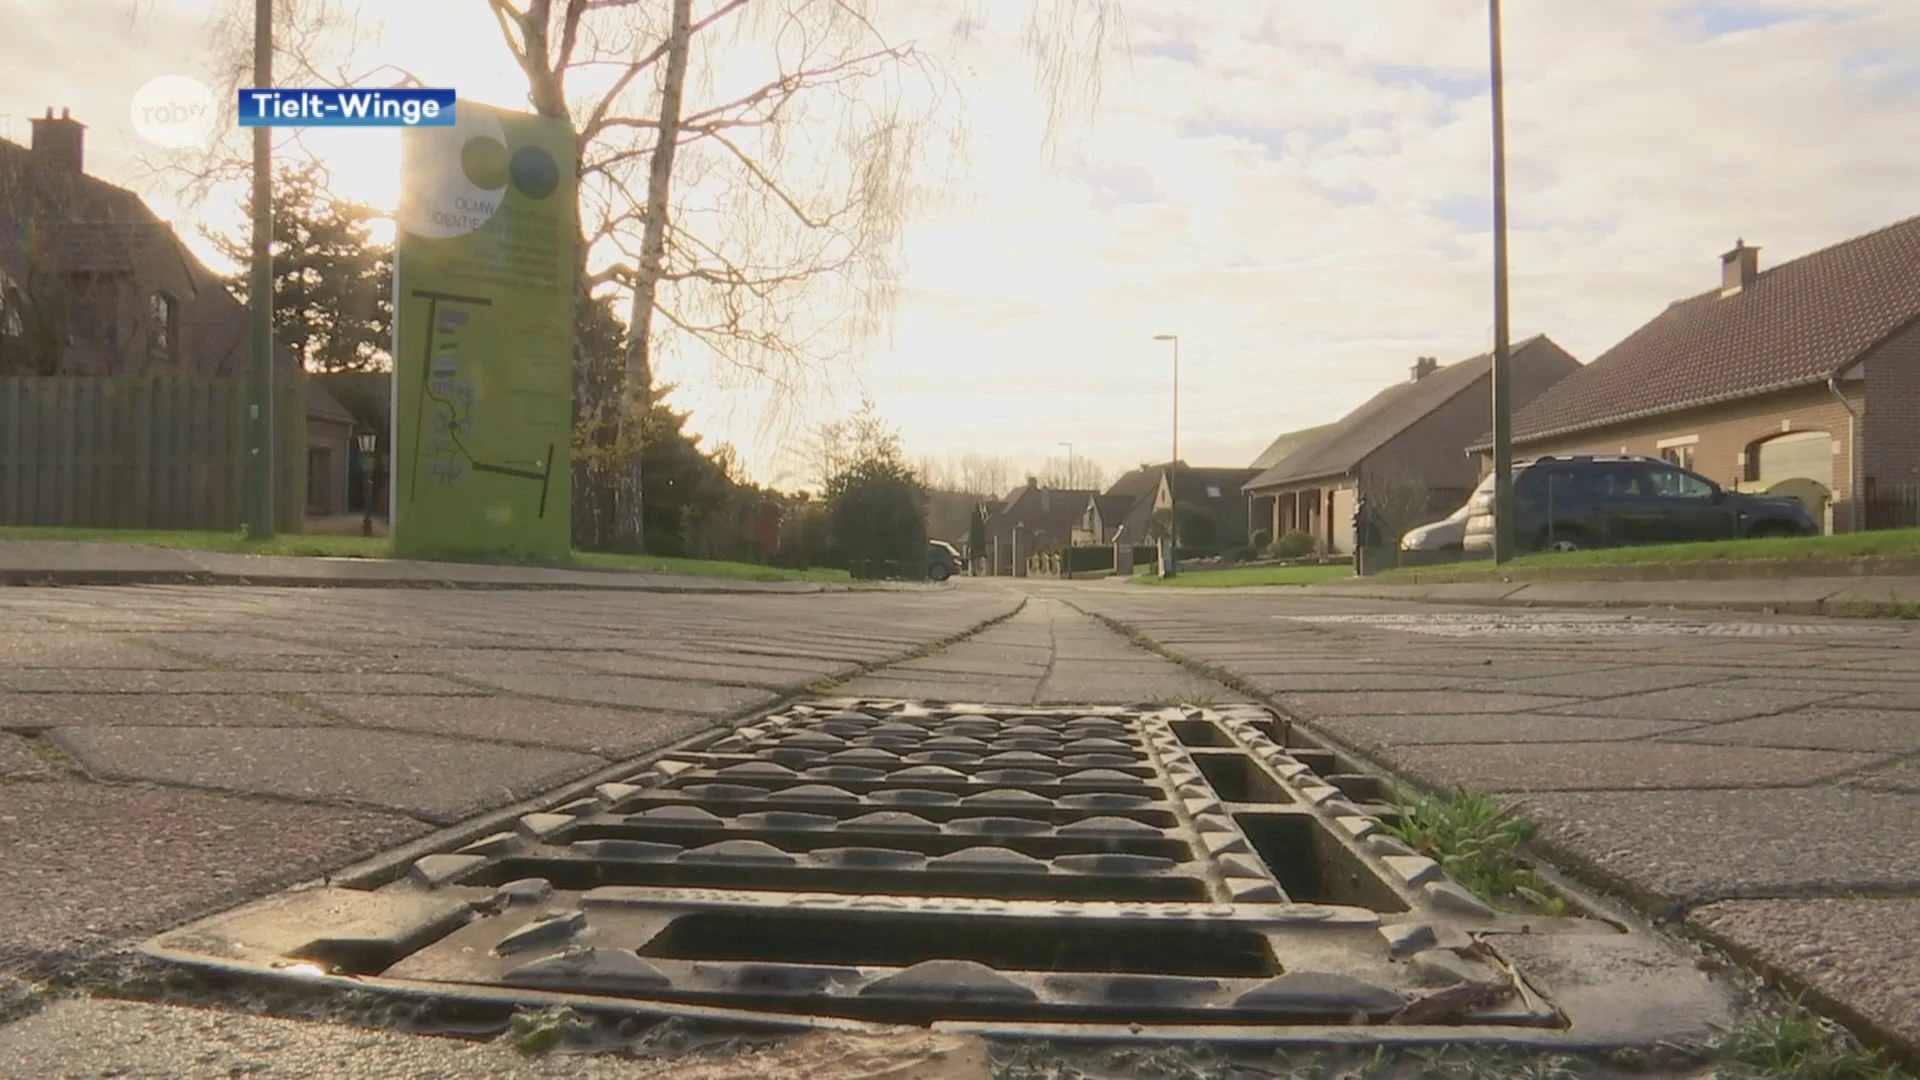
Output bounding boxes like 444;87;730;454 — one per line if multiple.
392;99;576;560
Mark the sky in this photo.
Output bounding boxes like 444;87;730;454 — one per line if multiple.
3;0;1918;491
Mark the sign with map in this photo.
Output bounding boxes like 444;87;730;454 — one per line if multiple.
392;99;575;560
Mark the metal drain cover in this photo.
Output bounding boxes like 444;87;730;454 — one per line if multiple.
1278;612;1894;637
144;700;1736;1044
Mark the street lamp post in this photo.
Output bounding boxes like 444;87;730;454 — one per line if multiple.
356;429;377;538
1488;0;1516;564
1153;334;1180;577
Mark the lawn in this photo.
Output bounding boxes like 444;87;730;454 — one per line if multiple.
0;527;851;583
1133;563;1354;588
1377;526;1920;578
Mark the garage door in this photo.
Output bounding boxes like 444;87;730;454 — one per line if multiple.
1755;430;1834;488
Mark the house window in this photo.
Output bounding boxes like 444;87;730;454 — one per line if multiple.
148;292;179;363
1205;485;1222;498
1656;436;1698;471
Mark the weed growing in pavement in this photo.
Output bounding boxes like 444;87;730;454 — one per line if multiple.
1710;1000;1912;1079
508;1004;587;1055
1383;787;1568;916
993;1041;1608;1079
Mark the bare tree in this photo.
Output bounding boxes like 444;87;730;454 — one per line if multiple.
166;0;1123;549
955;452;1014;498
1034;455;1107;492
1358;464;1439;548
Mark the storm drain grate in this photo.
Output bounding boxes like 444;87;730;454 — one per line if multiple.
1277;612;1897;637
143;700;1730;1043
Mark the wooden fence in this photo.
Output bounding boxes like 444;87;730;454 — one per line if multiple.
0;376;305;532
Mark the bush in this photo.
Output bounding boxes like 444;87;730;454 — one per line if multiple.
1251;529;1271;550
1269;531;1315;559
1065;546;1116;573
827;457;927;570
1226;544;1259;563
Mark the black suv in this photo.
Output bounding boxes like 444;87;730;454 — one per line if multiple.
1462;455;1818;553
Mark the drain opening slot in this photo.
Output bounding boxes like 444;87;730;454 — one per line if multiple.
565;823;1191;861
463;858;1207;901
1188;753;1293;803
1169;720;1233;747
1324;773;1390;803
637;911;1279;977
1235;814;1409;913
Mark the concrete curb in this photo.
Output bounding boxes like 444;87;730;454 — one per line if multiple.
0;542;936;594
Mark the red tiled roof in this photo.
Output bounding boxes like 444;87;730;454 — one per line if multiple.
1505;215;1920;445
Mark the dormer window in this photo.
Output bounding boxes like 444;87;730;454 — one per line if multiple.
148;292;178;362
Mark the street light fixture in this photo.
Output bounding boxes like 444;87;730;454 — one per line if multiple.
355;428;377;538
1153;333;1179;577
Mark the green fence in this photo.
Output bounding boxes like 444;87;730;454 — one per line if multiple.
0;376;305;533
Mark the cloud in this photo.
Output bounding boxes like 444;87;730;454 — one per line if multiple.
4;0;1919;486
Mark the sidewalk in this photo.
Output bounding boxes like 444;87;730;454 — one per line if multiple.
1297;573;1920;615
1048;580;1920;1059
0;540;896;593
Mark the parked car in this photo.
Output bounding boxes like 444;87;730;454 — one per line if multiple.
1399;503;1469;552
927;539;963;581
1462;455;1818;554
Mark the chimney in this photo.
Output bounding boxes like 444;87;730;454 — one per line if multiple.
1720;239;1759;295
29;107;84;173
1411;356;1439;381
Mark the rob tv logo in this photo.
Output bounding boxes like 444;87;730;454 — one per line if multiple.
130;76;217;149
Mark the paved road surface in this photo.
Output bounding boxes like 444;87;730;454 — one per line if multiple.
2;576;1916;1072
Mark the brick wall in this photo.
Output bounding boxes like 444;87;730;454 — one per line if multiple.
1496;383;1866;529
1863;319;1920;503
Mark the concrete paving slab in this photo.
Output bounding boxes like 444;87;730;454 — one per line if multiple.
558;652;843;687
461;674;777;716
1036;667;1231;704
0;670;480;695
302;693;711;757
140;633;352;660
0;781;424;966
1690;897;1920;1050
0;733;54;779
1838;756;1920;793
1316;713;1701;747
46;727;606;824
1240;672;1501;692
1386;741;1882;792
1657;708;1920;753
0;999;992;1080
1521;787;1920;901
0;694;335;731
886;654;1051;678
828;675;1039;705
1499;667;1741;698
1829;690;1920;712
1276;690;1580;716
0;632;203;670
1541;685;1850;723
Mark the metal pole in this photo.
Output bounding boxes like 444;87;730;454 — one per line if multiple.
1153;334;1180;577
1488;0;1515;564
361;441;375;538
247;0;276;538
1059;442;1073;490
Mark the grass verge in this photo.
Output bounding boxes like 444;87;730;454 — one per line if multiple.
1371;527;1920;581
0;526;850;583
1133;563;1353;588
1712;999;1913;1079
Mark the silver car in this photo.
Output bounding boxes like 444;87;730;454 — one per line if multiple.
1398;503;1468;552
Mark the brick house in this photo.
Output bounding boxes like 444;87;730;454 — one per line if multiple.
1243;423;1332;544
1470;220;1920;532
1244;337;1580;553
0;108;349;516
1075;463;1259;553
982;478;1096;574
